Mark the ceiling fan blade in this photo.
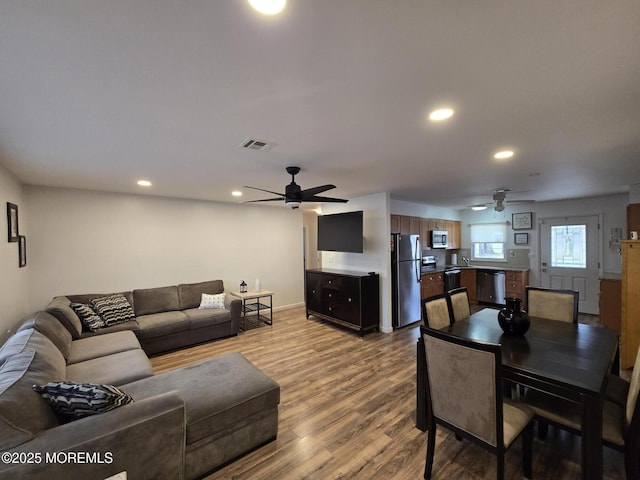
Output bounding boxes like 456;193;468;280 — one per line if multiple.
506;199;536;204
306;196;348;203
243;186;285;197
299;184;336;197
244;198;284;203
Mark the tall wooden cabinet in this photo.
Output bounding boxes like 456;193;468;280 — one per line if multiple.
305;269;379;336
600;278;621;332
621;241;640;369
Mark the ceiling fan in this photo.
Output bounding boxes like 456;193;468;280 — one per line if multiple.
244;166;348;209
470;188;535;212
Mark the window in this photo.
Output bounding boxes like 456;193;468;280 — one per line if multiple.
470;223;507;261
550;224;586;268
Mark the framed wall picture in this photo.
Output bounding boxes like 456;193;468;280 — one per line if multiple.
514;232;529;245
512;212;532;230
7;202;19;242
18;235;26;267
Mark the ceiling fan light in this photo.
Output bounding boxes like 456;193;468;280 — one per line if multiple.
471;205;488;211
494;150;514;160
428;108;454;122
285;200;300;209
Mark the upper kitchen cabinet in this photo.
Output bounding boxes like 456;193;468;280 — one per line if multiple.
429;218;447;231
390;214;400;233
390;214;421;235
446;220;461;249
421;218;431;248
628;204;640;239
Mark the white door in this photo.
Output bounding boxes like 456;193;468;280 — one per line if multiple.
539;215;600;314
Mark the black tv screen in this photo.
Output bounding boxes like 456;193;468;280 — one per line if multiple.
317;211;364;253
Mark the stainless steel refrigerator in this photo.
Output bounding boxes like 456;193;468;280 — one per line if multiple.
391;233;421;328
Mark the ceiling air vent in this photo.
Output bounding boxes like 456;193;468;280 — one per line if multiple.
240;137;276;152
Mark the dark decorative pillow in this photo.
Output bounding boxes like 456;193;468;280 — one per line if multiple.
91;294;135;326
70;302;105;331
33;381;134;420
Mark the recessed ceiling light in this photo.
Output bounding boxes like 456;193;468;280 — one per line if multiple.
137;180;152;187
428;108;454;122
494;150;514;160
232;191;243;197
471;205;488;211
248;0;286;15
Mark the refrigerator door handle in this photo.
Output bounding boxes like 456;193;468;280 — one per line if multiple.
415;256;420;283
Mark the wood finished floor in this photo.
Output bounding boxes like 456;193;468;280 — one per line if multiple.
151;306;626;480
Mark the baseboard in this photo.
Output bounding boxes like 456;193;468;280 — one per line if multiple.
273;302;305;312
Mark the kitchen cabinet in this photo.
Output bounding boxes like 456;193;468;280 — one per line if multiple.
599;278;621;332
628;203;640;239
505;270;529;309
390;214;400;233
421;218;431;248
420;272;444;302
429;218;447;231
446;220;461;249
621;241;640;369
460;269;477;303
305;269;379;336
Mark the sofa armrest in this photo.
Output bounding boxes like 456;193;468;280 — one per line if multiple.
0;391;186;480
46;296;83;339
227;298;242;333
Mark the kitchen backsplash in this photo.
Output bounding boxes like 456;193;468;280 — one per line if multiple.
454;248;531;270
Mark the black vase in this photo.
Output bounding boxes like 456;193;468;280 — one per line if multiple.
498;297;530;336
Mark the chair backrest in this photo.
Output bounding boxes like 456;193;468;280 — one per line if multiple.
526;286;579;323
421;325;502;448
448;287;470;323
421;293;453;329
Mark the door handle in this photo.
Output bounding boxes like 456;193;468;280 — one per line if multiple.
541;268;547;272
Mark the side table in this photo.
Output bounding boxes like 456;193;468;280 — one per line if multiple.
229;290;274;331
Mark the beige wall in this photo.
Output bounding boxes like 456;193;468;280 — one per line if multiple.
0;165;28;341
25;187;305;312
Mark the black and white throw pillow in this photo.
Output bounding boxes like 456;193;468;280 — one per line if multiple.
70;302;105;331
33;381;134;420
91;294;135;326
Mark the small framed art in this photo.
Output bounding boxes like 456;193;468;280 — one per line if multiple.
514;232;529;245
7;202;19;242
19;235;26;267
512;212;532;230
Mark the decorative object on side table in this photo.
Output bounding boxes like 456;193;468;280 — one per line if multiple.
240;280;247;293
498;297;530;335
7;202;19;242
512;212;532;230
18;235;26;268
514;232;529;245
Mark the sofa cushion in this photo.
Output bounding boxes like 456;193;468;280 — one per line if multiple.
183;307;233;330
178;280;224;310
67;291;134;307
16;311;73;359
67;331;142;365
78;320;140;338
91;294;136;327
199;292;226;310
0;329;66;374
46;296;83;339
133;286;180;316
0;350;64;450
33;381;134;421
70;302;105;331
121;352;280;445
136;311;190;340
66;349;154;386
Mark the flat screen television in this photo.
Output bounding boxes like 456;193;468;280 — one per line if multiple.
317;211;364;253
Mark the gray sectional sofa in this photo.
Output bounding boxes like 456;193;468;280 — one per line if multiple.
0;287;280;479
45;280;241;355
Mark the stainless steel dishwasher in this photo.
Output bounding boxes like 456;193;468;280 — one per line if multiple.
476;269;506;305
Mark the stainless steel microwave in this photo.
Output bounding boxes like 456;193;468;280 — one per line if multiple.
431;230;448;249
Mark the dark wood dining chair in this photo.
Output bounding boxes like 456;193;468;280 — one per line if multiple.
421;325;534;480
447;287;471;323
421;293;454;329
523;346;640;480
525;286;579;323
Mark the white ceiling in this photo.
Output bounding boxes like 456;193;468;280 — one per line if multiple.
1;1;639;210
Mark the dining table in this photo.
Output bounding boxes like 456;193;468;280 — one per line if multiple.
416;307;619;480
